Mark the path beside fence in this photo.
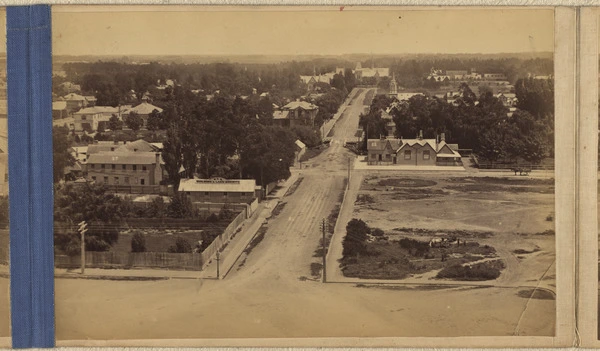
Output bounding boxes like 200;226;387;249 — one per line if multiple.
200;172;300;279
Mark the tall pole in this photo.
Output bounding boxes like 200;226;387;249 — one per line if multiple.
81;229;85;274
347;158;350;189
322;218;327;283
216;250;220;279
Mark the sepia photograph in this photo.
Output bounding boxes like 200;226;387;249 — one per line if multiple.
50;6;567;346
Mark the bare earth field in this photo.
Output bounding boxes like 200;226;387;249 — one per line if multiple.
347;174;556;287
55;88;556;342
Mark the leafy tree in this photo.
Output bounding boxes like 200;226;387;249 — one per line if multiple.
52;126;75;183
146;109;164;131
168;192;195;218
240;125;295;187
342;218;370;257
131;232;147;253
54;183;124;252
168;237;192;253
291;125;321;148
124;111;143;131
108;114;123;131
146;196;168;218
162;125;184;191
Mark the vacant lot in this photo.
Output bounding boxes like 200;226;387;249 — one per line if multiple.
350;174;555;286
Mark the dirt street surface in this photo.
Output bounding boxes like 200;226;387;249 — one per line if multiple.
55;88;555;342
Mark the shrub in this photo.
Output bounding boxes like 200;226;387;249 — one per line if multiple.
168;237;192;253
218;206;236;221
131;232;146;253
371;228;385;237
342;218;370;257
436;261;504;281
206;213;219;223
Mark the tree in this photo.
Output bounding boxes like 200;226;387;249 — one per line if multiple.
131;232;147;253
168;237;192;253
240;125;295;187
108;114;123;131
168;192;195;218
52;126;75;183
291;125;321;148
146;109;164;131
342;218;370;258
54;183;125;252
124;111;143;131
162;125;184;191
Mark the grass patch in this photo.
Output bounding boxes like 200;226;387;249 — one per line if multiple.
436;260;505;281
271;202;287;218
310;262;323;278
300;145;328;162
513;247;541;255
388;188;447;200
517;288;555;300
243;227;267;256
285;177;304;197
377;178;437;188
448;177;554;186
392;227;494;239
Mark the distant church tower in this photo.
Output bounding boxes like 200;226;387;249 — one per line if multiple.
389;72;398;96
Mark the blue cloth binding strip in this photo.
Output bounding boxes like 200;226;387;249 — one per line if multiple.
7;6;55;348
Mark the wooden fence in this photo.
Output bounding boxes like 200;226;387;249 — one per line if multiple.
55;251;203;270
200;210;247;269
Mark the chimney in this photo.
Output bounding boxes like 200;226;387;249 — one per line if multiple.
155;153;161;165
419;130;423;140
441;132;445;142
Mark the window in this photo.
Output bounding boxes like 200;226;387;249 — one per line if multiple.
124;177;129;184
223;192;228;197
140;179;145;185
103;176;108;183
371;153;377;159
111;147;115;151
111;164;116;170
81;116;86;120
90;164;95;169
423;150;430;160
204;192;209;196
122;164;126;170
142;166;147;171
101;164;105;169
133;165;137;171
404;150;411;160
114;177;119;184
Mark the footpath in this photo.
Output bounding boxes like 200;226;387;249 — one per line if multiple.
55;172;300;281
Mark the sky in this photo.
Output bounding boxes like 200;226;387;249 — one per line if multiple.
52;6;554;57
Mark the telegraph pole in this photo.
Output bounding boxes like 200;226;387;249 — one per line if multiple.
322;218;327;283
216;250;220;279
347;157;351;189
78;221;88;274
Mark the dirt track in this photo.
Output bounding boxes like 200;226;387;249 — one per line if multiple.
55;88;555;342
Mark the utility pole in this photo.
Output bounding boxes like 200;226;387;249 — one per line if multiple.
78;221;88;274
347;157;351;189
322;218;327;283
216;250;220;279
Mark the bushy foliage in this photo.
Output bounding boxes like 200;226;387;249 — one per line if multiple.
342;218;370;257
168;237;192;253
398;238;431;257
436;261;503;281
131;232;147;253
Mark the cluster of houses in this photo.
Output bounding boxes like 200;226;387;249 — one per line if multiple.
427;68;508;82
52;89;164;134
67;138;263;213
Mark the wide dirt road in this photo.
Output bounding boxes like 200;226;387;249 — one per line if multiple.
55;88;555;342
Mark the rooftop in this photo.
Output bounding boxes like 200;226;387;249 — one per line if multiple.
179;178;256;193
